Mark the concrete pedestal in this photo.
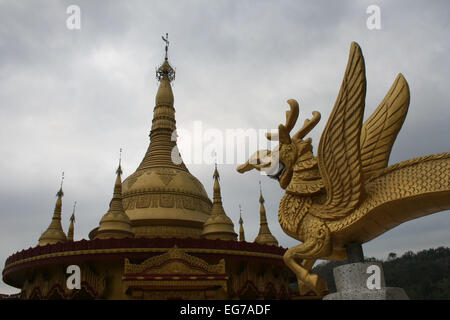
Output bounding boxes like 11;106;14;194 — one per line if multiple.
323;262;409;300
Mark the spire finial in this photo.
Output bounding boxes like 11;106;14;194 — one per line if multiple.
116;148;123;176
57;171;64;197
213;162;220;180
156;34;175;82
162;33;169;60
239;204;242;219
259;180;264;204
71;201;77;222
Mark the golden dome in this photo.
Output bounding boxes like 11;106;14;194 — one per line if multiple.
201;165;237;240
121;54;212;238
95;164;134;239
38;187;67;246
122;167;212;238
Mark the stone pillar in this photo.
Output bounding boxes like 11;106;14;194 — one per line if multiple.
323;262;409;300
346;242;365;263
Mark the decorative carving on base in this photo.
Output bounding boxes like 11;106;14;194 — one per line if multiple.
123;246;227;299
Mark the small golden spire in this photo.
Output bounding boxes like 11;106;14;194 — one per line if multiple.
239;204;245;242
67;201;76;241
38;174;68;246
254;182;278;246
94;157;134;239
212;162;222;204
202;164;237;240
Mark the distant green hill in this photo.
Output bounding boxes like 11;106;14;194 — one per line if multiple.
312;246;450;299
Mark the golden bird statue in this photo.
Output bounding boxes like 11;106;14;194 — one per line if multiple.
237;42;450;295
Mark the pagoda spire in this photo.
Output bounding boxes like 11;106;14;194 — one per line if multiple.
201;164;237;240
38;173;67;246
95;157;134;239
254;181;278;246
213;163;222;203
238;204;245;242
118;35;213;240
137;33;187;171
67;201;76;241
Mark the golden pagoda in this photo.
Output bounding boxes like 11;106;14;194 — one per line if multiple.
254;182;278;246
2;35;299;300
38;177;67;246
118;40;212;239
93;161;134;239
201;164;238;240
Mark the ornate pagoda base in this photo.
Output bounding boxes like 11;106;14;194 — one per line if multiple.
323;262;409;300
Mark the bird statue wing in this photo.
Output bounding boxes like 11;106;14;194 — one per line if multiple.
360;74;410;180
313;42;366;220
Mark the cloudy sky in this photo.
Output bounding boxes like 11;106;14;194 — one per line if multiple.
1;0;449;294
